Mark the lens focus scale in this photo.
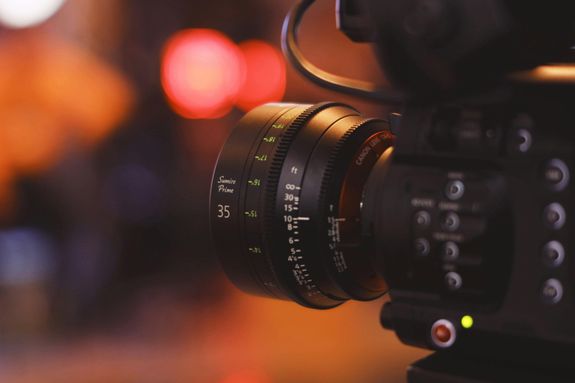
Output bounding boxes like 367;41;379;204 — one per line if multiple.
271;104;362;307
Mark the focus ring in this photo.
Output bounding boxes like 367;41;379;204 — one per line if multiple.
262;102;350;304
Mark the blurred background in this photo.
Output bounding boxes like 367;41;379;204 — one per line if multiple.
0;0;428;382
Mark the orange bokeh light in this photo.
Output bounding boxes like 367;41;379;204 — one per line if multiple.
161;29;246;119
0;33;134;218
236;40;286;112
219;370;271;383
0;33;134;173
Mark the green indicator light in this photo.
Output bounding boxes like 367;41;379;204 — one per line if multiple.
461;315;474;329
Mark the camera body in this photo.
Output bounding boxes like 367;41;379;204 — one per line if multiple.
366;75;575;356
336;0;575;357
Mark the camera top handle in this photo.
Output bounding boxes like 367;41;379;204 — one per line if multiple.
281;0;406;104
283;0;575;104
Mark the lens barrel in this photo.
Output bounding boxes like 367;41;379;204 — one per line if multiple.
210;103;394;308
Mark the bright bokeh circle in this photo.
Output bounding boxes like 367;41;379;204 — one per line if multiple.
161;29;246;119
236;40;286;112
0;0;66;28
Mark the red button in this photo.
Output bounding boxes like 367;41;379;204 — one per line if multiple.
431;319;457;348
434;324;452;343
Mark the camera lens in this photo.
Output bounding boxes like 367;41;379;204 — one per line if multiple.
210;103;394;308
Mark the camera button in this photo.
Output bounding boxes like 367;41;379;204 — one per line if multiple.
431;319;456;349
544;159;569;192
441;241;459;262
445;272;462;291
414;238;431;257
510;114;534;153
515;129;533;153
445;180;465;201
442;212;460;232
542;241;565;267
543;203;566;230
414;210;431;228
541;279;563;304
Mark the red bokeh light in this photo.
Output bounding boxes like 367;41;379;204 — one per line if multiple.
161;29;245;119
236;40;286;112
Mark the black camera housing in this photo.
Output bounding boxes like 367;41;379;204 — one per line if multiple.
336;0;575;359
363;72;575;360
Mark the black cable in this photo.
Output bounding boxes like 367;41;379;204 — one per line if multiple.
281;0;405;104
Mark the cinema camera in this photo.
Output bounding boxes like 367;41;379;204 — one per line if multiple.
211;0;575;380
